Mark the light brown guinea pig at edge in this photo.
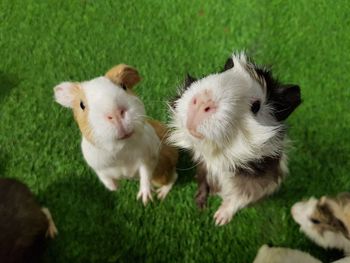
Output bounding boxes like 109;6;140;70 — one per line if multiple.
54;64;178;205
292;193;350;256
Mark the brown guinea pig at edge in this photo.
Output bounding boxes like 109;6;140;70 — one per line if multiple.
0;178;57;263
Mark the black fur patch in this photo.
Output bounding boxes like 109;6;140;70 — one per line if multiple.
194;155;284;209
184;73;197;89
255;68;301;121
222;57;234;71
195;162;210;209
317;202;350;239
169;74;197;109
236;155;282;177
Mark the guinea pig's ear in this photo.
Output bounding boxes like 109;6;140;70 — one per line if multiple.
319;199;350;239
168;74;197;109
222;57;234;71
271;84;301;121
105;64;141;89
54;82;79;108
184;73;197;89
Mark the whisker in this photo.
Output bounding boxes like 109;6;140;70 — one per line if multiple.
176;161;200;171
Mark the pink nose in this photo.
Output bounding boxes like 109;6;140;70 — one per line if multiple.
186;91;217;138
107;107;126;121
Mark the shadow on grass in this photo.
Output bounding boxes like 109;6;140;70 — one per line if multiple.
275;125;350;202
0;71;18;103
0;149;9;177
175;149;196;185
40;175;138;263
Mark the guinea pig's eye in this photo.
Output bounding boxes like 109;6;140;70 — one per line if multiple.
80;101;86;110
121;84;127;91
251;100;261;114
310;218;321;224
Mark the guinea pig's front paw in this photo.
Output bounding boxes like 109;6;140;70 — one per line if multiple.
156;185;172;200
105;182;118;191
99;176;118;191
213;204;235;226
137;188;153;206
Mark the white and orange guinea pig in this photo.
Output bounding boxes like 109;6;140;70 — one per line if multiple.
292;193;350;256
54;64;178;205
169;52;301;225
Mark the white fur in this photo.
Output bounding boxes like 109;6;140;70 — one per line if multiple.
55;76;172;204
82;77;146;150
253;245;322;263
169;52;288;224
292;198;350;256
254;245;350;263
169;53;283;170
332;257;350;263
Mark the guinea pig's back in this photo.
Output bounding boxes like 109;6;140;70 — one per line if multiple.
0;178;49;263
146;119;178;186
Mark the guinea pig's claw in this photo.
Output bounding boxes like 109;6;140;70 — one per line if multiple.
156;185;172;200
213;206;234;226
137;189;153;206
41;207;58;239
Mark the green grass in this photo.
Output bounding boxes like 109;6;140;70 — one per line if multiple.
1;0;350;262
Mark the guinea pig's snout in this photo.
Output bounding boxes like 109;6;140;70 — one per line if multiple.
291;202;306;225
291;204;299;218
107;107;126;121
186;91;217;139
106;107;133;139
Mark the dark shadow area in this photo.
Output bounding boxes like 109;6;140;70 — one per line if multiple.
40;175;135;263
0;71;19;103
275;125;350;202
0;149;9;177
175;149;196;185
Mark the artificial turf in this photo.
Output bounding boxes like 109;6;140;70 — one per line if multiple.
1;0;350;262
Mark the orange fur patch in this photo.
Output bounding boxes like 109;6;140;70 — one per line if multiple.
147;119;178;186
70;84;94;144
105;64;141;89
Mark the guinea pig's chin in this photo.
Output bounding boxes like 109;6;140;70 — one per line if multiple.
188;128;205;140
92;124;135;146
114;125;135;141
189;124;229;144
116;130;134;140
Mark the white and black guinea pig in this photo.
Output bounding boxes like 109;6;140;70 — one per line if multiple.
169;52;301;225
292;193;350;256
0;178;57;263
54;65;178;205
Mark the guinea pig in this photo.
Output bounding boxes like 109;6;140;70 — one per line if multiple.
169;52;301;225
291;193;350;256
253;244;322;263
54;64;178;205
0;178;57;263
